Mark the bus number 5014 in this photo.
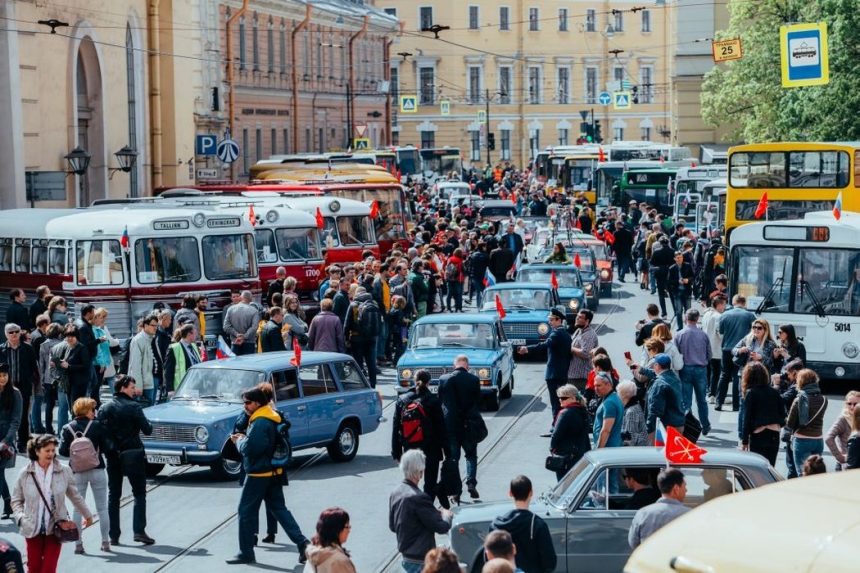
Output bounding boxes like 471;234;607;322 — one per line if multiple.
835;323;851;333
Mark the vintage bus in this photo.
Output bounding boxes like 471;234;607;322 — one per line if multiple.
0;207;259;338
725;142;860;240
729;214;860;383
618;168;678;215
419;147;462;182
390;145;421;180
672;168;728;232
560;154;600;204
607;142;693;163
248;151;395;180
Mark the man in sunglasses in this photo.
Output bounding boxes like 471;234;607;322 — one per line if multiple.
0;322;38;450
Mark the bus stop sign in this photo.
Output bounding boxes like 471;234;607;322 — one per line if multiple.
780;22;829;88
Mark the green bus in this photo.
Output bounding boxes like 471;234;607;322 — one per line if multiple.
618;168;677;214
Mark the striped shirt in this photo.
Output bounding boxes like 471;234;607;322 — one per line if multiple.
567;326;598;380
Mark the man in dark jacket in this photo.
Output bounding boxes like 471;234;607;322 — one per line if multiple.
488;243;515;283
97;376;155;545
75;304;100;399
352;292;380;388
484;475;556;573
438;355;482;499
518;309;572;429
5;290;30;332
612;220;635;282
408;260;429;318
267;266;287;307
667;252;695;329
0;322;38;450
644;354;686;444
28;285;51;329
467;242;490;307
650;237;675;318
389;449;452;573
260;307;286;353
502;223;524;259
227;384;310;565
332;279;351;324
635;304;665;347
392;370;449;509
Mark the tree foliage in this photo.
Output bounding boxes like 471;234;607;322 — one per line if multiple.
701;0;860;142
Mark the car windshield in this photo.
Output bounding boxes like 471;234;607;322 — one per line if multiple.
482;288;552;311
519;269;582;288
174;368;266;402
547;457;592;507
412;323;495;349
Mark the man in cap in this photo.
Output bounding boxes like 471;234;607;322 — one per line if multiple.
518;309;572;432
645;353;686;445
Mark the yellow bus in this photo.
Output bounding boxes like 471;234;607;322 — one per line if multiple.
726;142;860;240
560;154;599;204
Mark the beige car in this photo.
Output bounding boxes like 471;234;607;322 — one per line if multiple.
624;471;859;573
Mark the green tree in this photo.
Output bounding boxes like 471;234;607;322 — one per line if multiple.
702;0;860;142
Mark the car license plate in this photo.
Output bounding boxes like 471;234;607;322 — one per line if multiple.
429;385;439;394
146;454;180;465
510;338;526;345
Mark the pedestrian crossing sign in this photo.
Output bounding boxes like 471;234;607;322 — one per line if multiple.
353;138;370;150
478;110;486;124
613;91;632;110
400;95;418;113
440;100;450;115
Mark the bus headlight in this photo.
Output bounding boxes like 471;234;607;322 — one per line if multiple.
194;426;209;444
843;342;859;359
477;368;490;379
600;269;610;280
399;369;412;380
835;367;846;377
537;323;549;335
568;299;580;311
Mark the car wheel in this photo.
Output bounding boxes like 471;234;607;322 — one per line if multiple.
499;375;512;399
210;457;243;480
484;391;500;412
145;463;165;478
327;423;360;462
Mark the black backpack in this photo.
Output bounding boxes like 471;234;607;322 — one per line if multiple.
357;301;381;337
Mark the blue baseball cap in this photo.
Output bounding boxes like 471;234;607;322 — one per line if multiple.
653;353;672;369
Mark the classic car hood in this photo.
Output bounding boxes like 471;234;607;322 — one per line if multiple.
557;287;585;299
452;500;562;527
144;399;243;425
399;348;500;367
478;309;549;322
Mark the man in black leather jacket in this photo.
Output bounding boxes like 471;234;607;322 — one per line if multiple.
438;355;482;499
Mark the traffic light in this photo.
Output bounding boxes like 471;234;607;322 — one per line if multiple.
594;120;603;143
488;132;496;150
579;122;594;143
632;86;639;104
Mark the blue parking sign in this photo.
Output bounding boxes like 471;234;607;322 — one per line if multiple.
196;135;218;156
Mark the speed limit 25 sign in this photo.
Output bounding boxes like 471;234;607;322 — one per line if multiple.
712;38;743;63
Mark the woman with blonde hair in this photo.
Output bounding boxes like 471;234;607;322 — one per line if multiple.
92;308;120;395
825;390;860;470
786;369;829;474
282;294;309;348
845;406;860;470
549;384;591;480
732;318;776;374
649;323;684;372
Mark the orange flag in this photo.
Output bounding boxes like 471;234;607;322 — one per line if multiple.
290;337;302;366
495;294;506;319
664;426;707;464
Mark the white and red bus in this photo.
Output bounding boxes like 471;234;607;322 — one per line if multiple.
0;207;260;338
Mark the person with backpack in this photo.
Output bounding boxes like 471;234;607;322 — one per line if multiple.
59;397;111;554
352;292;381;388
391;370;449;509
227;383;310;566
445;248;466;313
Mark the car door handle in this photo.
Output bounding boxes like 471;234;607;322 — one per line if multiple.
335;399;345;404
297;406;307;412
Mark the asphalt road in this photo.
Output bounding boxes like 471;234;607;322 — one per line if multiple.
0;280;848;572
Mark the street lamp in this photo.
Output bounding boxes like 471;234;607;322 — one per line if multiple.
64;146;91;175
111;145;138;176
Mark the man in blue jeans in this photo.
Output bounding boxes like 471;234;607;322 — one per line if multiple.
674;308;712;434
716;294;755;411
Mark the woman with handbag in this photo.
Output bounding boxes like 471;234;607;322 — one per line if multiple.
11;434;92;573
731;319;777;374
548;385;591;481
786;369;829;475
0;363;22;519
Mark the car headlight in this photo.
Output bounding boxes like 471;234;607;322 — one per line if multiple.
478;368;490;379
585;283;593;293
843;342;859;359
194;426;209;444
600;269;610;279
568;299;579;310
400;369;412;380
537;323;549;335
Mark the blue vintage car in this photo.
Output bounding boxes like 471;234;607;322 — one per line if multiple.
480;282;566;347
141;351;383;479
396;314;515;411
518;263;587;325
539;245;602;310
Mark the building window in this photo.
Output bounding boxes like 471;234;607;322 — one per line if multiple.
419;67;435;104
279;24;287;73
271;128;277;155
305;128;311;152
558;8;568;32
384;8;397;17
468;6;479;30
421;131;435;148
640;66;654;103
500;129;511;160
316;30;323;80
267;20;274;73
390;67;399;101
392;131;400;145
318;127;324;153
614;127;624;141
559;128;569;146
585;9;596;32
419;6;433;30
614;66;625;84
252;14;259;70
530;130;540;156
641;10;651;32
283;128;289;154
238;17;246;70
585;66;598;104
499;6;510;30
641;126;651;141
470;130;480;161
499;66;511;103
242;128;249;174
614;11;624;32
468;66;482;104
557;67;569;104
255;128;262;161
528;66;541;104
528;7;539;31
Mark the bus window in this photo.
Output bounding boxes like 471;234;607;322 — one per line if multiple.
254;229;278;264
0;241;11;272
733;246;793;312
77;240;124;286
202;234;255;280
32;244;47;274
134;237;199;284
322;218;340;248
798;250;860;315
788;151;849;188
276;228;321;262
14;242;30;273
336;216;372;246
48;245;66;274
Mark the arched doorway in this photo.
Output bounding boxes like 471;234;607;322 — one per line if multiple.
74;37;106;206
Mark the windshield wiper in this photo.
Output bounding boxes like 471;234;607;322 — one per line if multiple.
507;304;535;310
756;258;787;314
196;394;223;400
440;341;470;347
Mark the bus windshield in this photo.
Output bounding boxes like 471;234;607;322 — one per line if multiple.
729;151;850;189
276;228;321;262
564;161;594;190
328;187;411;240
134;237;200;284
202;234;256;280
335;216;373;246
397;149;420;176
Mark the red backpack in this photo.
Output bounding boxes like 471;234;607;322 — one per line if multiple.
400;399;428;447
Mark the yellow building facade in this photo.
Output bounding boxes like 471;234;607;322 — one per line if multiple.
379;0;674;168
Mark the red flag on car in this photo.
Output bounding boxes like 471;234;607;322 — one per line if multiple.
370;200;380;219
315;207;325;229
573;253;582;268
495;294;506;319
754;192;768;220
248;204;256;227
664;426;707;464
550;271;559;290
290;337;302;366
